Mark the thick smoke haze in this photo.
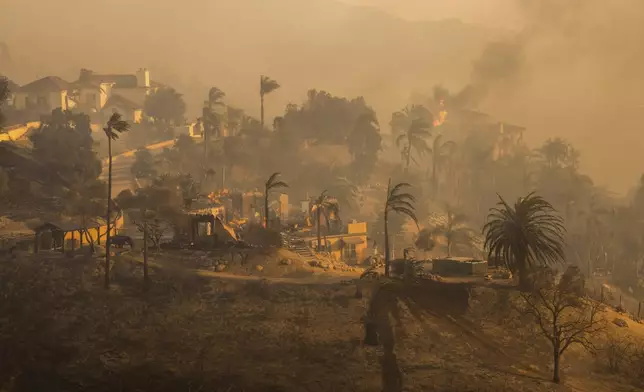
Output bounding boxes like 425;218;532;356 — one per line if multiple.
1;0;644;192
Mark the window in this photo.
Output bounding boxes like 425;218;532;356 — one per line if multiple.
343;244;357;261
36;95;47;106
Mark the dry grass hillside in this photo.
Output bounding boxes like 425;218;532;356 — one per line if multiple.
1;253;644;391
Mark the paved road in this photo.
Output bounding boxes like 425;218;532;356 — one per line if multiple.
99;140;174;195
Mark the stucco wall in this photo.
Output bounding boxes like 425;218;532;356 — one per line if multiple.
13;91;68;112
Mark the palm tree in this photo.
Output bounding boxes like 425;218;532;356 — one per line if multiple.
311;190;340;252
430;206;474;257
384;179;418;276
395;118;432;172
202;87;225;161
429;134;456;199
264;172;288;228
483;193;566;290
103;112;130;289
0;76;9;128
538;138;573;169
260;75;280;130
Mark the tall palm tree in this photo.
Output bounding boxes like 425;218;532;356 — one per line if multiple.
483;193;566;290
260;75;280;130
264;172;288;228
311;190;340;252
384;179;418;276
430;205;474;257
395;118;432;172
103;112;130;289
202;87;225;161
429;134;456;199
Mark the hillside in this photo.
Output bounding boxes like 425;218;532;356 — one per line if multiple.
0;0;502;121
2;253;644;391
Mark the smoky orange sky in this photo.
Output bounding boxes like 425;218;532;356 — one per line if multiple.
340;0;523;28
1;0;644;194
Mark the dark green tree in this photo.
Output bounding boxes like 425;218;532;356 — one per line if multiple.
131;149;158;180
30;109;101;188
144;88;186;126
483;193;566;290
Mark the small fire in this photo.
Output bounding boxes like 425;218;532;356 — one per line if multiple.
433;99;448;127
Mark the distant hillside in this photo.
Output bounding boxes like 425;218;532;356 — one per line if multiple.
1;0;503;122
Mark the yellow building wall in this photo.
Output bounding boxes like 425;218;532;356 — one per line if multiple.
133;109;143;123
52;91;67;110
310;233;368;264
348;222;367;234
62;216;125;248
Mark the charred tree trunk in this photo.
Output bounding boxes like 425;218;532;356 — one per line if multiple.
143;220;149;288
105;138;113;289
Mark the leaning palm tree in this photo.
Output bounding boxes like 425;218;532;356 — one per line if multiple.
264;172;288;228
483;193;566;290
260;75;280;130
103;112;130;289
429;134;456;199
396;118;432;172
384;179;418;276
311;190;340;252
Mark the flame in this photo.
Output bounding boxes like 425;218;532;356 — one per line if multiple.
432;99;448;127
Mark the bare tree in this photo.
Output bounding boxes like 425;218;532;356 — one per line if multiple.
519;269;605;383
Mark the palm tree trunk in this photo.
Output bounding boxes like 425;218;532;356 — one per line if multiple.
260;90;265;130
384;209;390;277
317;209;322;252
447;237;452;257
264;190;269;228
405;145;411;172
432;157;438;199
203;124;208;161
143;219;149;288
105;138;113;289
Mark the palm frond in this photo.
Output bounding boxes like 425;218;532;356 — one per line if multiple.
103;112;130;140
483;192;566;279
260;75;281;95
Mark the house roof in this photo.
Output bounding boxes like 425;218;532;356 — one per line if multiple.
72;80;104;90
103;94;141;111
150;80;165;88
83;74;138;88
17;76;71;93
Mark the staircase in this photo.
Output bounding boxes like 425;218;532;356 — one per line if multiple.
280;232;319;264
